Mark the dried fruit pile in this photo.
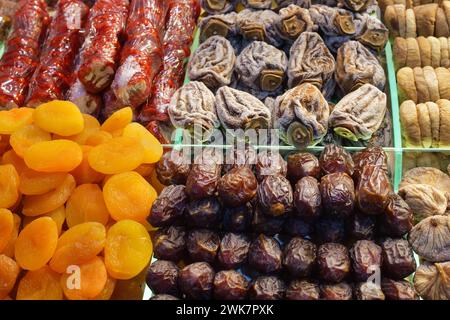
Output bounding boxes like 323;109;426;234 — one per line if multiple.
146;145;418;300
397;167;450;300
0;102;163;300
167;1;392;148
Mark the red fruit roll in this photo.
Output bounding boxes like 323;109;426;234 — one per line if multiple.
77;0;129;94
139;0;200;125
25;0;89;108
0;0;49;109
110;0;168;111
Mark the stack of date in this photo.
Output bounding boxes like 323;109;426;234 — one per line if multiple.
146;144;417;300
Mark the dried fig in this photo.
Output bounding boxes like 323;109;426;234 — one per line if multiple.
400;167;450;204
414;261;450;300
408;215;450;262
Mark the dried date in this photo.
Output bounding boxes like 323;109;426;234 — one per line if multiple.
252;206;285;236
320;282;353;300
187;229;220;264
213;270;249;300
283;237;316;278
354;282;385;300
186;197;222;229
248;234;283;274
356;165;392;215
352;146;388;184
179;262;215;300
381;278;417;300
317;243;351;283
381;238;416;280
350;240;382;282
153;226;186;262
146;260;179;296
218;166;257;207
285;280;320;300
320;172;355;218
283;217;313;239
319;144;355;176
257;175;293;217
315;217;346;244
379;194;413;238
218;233;251;269
348;212;376;241
223;203;253;233
249;276;286;300
287;152;320;183
148;185;187;227
255;150;287;182
150;294;179;300
156;150;191;185
186;162;222;200
294;176;322;220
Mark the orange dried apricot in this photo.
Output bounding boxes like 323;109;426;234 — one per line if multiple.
15;217;58;270
2;214;21;258
23;206;65;236
54;114;100;144
0;135;10;154
103;171;156;223
24;140;83;173
10;124;52;157
0;209;14;253
1;149;27;174
93;276;116;300
0;254;20;299
84;130;112;146
16;266;63;300
149;169;166;195
0;164;20;208
88;137;145;174
61;256;107;300
22;174;75;216
134;163;155;177
104;220;152;280
0;108;34;134
33;100;84;136
70;145;104;185
19;169;67;195
49;222;106;273
123;123;163;164
100;107;132;133
66;184;110;227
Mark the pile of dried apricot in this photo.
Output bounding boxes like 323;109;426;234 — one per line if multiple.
0;101;163;300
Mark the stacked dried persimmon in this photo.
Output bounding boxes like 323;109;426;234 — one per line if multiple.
0;101;163;300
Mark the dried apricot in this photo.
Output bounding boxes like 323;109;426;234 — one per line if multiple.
105;220;152;280
24;140;83;173
123;123;163;164
103;172;156;223
10;124;52;157
23;206;66;235
93;276;116;300
0;108;34;134
134;163;155;177
0;209;14;253
0;164;20;208
22;174;75;216
100;107;132;133
66;184;110;227
49;222;106;273
0;254;20;299
61;256;107;300
85;130;112;146
1;149;27;174
15;217;58;270
0;135;10;154
2;214;21;258
33;100;84;136
54;114;100;144
16;266;63;300
70;145;104;185
19;169;67;195
88;137;145;174
149;169;167;195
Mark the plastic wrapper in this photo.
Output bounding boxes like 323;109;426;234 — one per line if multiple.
140;0;200;128
76;0;129;94
0;0;50;109
25;0;89;107
109;0;168;113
